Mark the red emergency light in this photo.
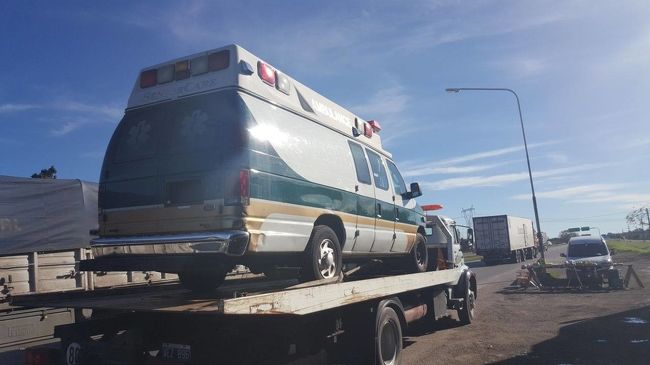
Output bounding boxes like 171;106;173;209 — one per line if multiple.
363;123;373;138
367;120;382;133
257;61;276;86
422;204;444;211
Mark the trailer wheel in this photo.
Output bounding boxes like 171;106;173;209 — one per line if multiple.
301;225;342;281
376;306;403;365
408;234;428;273
179;267;228;292
457;275;476;325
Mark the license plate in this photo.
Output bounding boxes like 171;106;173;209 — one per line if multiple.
161;343;191;362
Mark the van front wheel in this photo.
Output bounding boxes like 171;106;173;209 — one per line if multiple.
301;225;342;282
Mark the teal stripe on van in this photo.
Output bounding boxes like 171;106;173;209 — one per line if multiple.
249;171;421;225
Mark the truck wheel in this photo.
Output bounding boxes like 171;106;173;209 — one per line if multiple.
457;276;476;325
301;225;342;281
179;268;228;292
376;306;402;365
408;234;428;273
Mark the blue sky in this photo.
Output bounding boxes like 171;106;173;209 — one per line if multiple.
1;1;649;236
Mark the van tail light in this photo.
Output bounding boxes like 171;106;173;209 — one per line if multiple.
226;169;250;206
240;169;250;206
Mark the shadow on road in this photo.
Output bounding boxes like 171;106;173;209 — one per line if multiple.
488;305;650;365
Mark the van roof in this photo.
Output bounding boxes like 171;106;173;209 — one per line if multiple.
126;44;390;157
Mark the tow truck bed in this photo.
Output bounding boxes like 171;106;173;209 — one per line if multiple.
12;268;462;315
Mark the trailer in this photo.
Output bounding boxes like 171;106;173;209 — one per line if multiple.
473;215;537;265
13;265;476;365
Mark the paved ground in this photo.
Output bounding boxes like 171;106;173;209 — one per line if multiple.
402;245;650;365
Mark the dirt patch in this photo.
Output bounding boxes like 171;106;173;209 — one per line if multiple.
402;253;650;365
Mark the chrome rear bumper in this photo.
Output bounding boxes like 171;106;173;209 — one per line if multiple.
91;231;250;257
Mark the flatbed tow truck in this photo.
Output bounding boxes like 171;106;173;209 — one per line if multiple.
13;263;476;365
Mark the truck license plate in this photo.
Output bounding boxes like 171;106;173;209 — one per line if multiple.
161;343;191;362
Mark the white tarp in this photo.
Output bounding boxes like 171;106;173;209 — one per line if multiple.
0;175;98;255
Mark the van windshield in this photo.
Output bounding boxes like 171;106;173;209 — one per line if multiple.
568;242;608;257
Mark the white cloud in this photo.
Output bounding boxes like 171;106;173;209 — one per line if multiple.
401;140;560;177
403;161;513;177
423;164;604;190
51;121;85;136
2;100;123;136
0;103;41;113
511;183;629;200
350;86;408;117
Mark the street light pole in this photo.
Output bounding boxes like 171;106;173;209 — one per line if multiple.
445;87;545;260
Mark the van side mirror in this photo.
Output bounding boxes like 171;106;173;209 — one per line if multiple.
610;249;616;255
401;182;421;200
467;228;474;243
405;182;422;199
560;253;566;258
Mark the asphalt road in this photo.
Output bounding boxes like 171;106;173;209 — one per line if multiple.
468;244;566;284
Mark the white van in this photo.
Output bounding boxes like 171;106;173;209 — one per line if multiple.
89;45;428;290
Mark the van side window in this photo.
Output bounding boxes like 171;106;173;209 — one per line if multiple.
365;149;389;191
347;141;371;184
386;160;407;195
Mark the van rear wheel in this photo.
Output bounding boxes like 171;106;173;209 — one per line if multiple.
408;234;428;273
301;225;342;282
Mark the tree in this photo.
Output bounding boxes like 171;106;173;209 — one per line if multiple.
626;206;649;231
31;165;57;179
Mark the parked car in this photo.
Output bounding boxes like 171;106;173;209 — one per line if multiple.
561;236;613;287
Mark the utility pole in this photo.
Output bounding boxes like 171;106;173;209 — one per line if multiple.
461;206;475;228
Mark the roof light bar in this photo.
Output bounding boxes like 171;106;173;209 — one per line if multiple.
157;64;174;84
175;60;190;80
139;69;157;88
208;50;230;71
190;55;209;75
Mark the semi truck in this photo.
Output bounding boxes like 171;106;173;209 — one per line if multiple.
473;215;537;265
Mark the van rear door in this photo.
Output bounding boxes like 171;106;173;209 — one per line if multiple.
99;90;247;236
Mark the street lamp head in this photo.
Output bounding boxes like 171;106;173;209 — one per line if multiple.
445;88;460;93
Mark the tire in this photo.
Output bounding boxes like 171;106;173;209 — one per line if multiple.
179;268;228;292
457;275;476;325
426;249;438;271
408;234;428;273
301;225;342;282
376;306;402;365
